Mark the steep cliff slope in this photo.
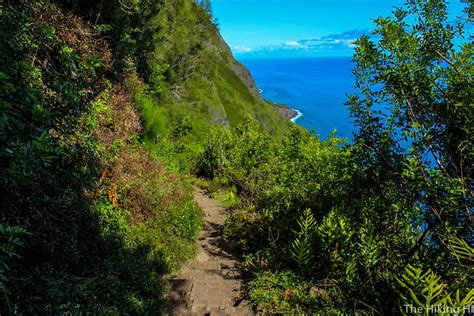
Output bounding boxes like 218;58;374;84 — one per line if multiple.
59;0;291;136
138;0;292;136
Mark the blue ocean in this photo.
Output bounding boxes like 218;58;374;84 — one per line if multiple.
241;57;356;140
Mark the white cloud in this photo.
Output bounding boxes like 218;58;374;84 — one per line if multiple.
231;29;371;56
232;45;253;53
338;38;357;47
285;41;302;47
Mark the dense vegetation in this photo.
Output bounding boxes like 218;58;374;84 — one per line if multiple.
0;0;288;313
0;2;204;312
1;0;472;314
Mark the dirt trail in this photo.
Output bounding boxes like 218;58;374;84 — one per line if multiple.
167;186;252;315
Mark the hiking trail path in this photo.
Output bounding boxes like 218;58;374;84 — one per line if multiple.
167;186;252;315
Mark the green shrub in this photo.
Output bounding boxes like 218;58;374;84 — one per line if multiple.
248;270;332;314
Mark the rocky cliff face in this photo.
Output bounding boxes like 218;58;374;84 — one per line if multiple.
214;32;261;97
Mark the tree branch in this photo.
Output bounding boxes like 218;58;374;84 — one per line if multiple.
401;93;453;180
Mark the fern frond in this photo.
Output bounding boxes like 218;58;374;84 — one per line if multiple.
289;208;315;271
445;235;474;262
295;208;316;235
455;288;474;307
397;264;472;315
289;236;313;267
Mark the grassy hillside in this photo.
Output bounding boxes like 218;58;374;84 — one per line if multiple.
137;0;292;138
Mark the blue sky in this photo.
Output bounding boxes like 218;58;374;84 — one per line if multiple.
212;0;467;58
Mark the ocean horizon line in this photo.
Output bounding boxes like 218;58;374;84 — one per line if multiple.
238;55;353;62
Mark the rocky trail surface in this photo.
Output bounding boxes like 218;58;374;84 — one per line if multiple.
167;187;252;315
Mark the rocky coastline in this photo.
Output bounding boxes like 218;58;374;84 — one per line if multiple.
273;105;301;121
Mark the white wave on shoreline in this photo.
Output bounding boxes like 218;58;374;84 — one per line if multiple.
290;109;303;122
